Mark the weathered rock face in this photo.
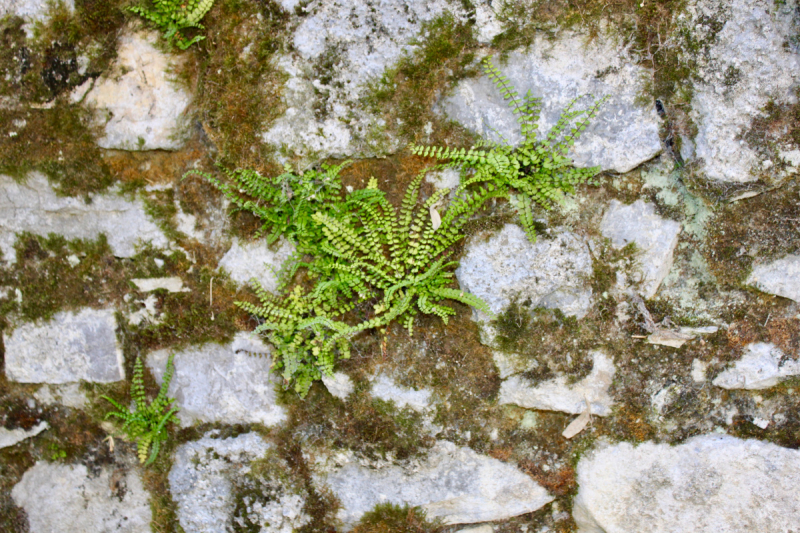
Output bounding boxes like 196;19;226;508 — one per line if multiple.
261;0;463;159
4;308;124;384
440;33;662;174
321;371;355;399
456;224;593;319
499;351;615;416
321;440;553;527
712;342;800;390
0;173;169;263
746;255;800;303
686;0;800;182
600;200;682;299
12;462;152;533
146;332;287;427
170;432;309;533
218;238;295;291
0;421;48;449
0;0;73;22
76;31;192;151
573;435;800;533
370;374;432;412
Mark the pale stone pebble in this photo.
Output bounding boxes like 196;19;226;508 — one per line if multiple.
746;254;800;303
0;173;169;263
371;374;432;412
33;383;88;408
0;421;48;449
322;440;553;527
218;238;295;292
147;332;287;427
321;371;355;400
600;200;681;299
498;351;615;416
712;342;800;390
4;308;124;384
573;434;800;533
12;462;152;533
131;277;188;293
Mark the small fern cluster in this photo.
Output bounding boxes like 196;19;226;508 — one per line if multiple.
200;56;605;396
411;57;607;242
102;354;179;464
128;0;215;49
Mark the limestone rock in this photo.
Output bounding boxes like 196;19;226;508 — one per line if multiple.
687;0;800;182
712;342;800;390
33;383;88;409
170;432;309;533
146;332;287;427
261;0;464;159
440;33;662;174
0;0;73;23
131;277;188;293
218;238;295;291
0;421;48;449
321;371;355;400
370;375;432;412
746;255;800;303
0;173;169;263
456;224;593;319
4;308;124;384
12;462;151;533
498;351;615;416
600;200;681;299
77;31;192;151
573;434;800;533
321;440;553;527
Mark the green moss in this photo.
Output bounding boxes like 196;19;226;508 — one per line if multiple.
351;502;444;533
365;13;479;143
180;0;289;171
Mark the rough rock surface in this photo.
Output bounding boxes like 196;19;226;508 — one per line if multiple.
0;421;48;449
76;31;192;151
321;371;355;400
370;375;432;411
573;434;800;533
499;351;616;416
456;224;593;319
170;432;309;533
440;34;662;174
33;383;88;408
0;173;169;263
261;0;463;159
686;0;800;182
712;342;800;390
746;254;800;303
322;440;553;526
218;238;295;291
12;462;152;533
600;200;681;299
131;277;188;293
4;308;124;384
0;0;73;21
147;332;287;427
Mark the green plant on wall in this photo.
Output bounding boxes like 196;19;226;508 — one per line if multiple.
197;57;605;396
102;354;179;465
128;0;215;49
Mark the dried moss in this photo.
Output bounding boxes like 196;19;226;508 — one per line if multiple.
351;503;444;533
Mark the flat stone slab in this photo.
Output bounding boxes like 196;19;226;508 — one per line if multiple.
499;351;615;416
261;0;462;159
746;254;800;303
147;332;287;427
600;200;681;299
4;308;124;384
217;238;295;292
322;440;553;527
440;33;662;174
456;224;593;319
0;0;73;21
0;421;48;449
573;434;800;533
0;173;169;263
712;342;800;390
371;375;432;412
321;371;355;400
76;31;191;151
687;0;800;182
170;432;309;533
12;461;151;533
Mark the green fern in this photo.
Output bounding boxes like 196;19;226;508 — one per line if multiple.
411;56;607;242
128;0;215;49
102;354;179;465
